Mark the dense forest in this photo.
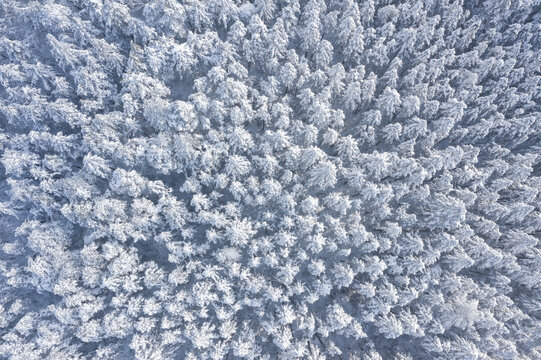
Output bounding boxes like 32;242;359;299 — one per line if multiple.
0;0;540;359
